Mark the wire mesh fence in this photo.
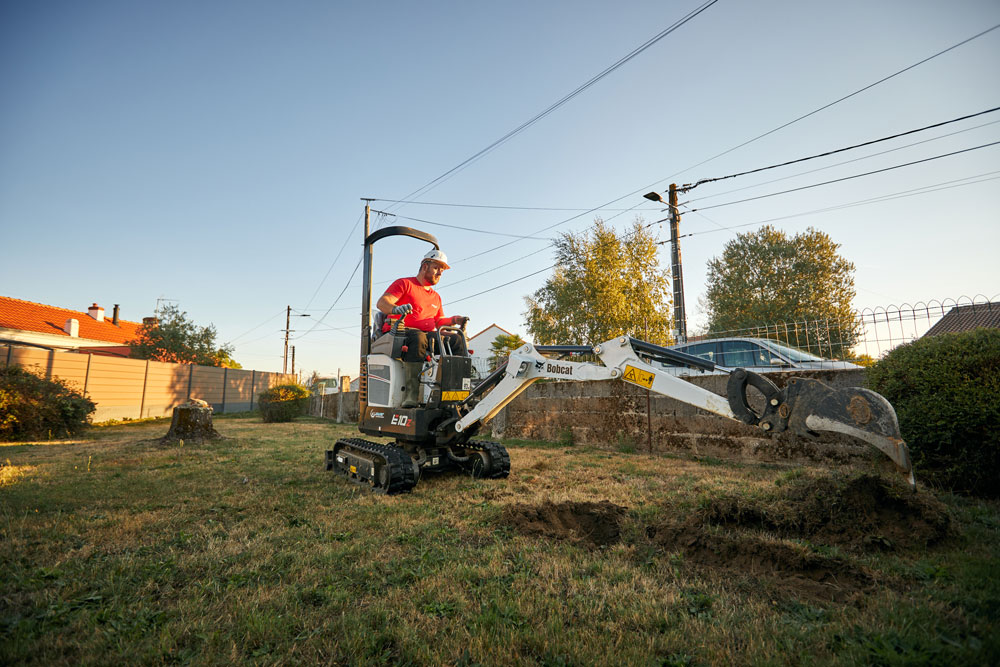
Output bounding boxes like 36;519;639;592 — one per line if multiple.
692;294;999;364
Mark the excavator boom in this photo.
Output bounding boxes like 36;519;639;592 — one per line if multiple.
456;336;915;489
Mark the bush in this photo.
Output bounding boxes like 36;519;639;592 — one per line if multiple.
0;365;96;441
867;328;1000;497
258;383;311;423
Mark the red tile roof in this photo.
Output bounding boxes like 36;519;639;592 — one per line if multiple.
0;296;144;345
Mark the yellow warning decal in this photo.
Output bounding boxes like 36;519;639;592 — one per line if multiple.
442;391;470;402
349;465;357;474
622;365;654;389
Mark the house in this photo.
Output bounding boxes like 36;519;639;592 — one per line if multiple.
466;323;521;377
923;301;1000;337
0;296;145;357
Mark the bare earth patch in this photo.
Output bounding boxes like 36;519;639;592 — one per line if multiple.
701;473;954;552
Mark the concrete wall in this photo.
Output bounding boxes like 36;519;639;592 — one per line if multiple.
490;369;873;465
1;345;295;422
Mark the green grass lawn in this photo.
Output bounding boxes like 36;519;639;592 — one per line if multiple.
1;414;997;665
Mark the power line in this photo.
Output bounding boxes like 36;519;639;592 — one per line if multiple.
688;140;1000;213
224;309;285;345
685;118;1000;204
651;23;1000;188
303;210;364;310
371;210;556;240
372;198;659;212
678;170;1000;239
386;0;719;208
683;105;1000;190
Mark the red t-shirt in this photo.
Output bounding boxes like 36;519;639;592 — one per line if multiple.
381;277;448;332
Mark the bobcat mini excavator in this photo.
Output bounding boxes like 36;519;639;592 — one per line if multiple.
325;225;915;495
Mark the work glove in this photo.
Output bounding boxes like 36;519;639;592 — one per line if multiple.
452;315;469;327
391;304;413;315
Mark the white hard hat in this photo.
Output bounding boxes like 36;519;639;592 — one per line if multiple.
423;249;450;269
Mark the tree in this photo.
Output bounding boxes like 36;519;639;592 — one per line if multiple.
129;304;238;367
702;226;859;358
489;332;527;371
524;218;673;345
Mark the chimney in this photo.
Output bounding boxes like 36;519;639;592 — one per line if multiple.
88;303;105;321
64;318;79;337
112;304;120;326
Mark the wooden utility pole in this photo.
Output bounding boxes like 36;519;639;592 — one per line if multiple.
668;183;688;344
283;305;291;374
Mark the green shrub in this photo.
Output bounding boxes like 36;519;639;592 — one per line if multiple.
258;383;311;423
0;365;96;441
866;328;1000;497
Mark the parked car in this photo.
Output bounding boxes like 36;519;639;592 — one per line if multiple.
656;337;861;376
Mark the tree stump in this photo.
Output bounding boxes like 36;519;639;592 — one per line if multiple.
160;399;222;444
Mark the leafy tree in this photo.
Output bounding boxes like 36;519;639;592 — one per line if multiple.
489;332;528;371
129;304;237;367
524;218;673;345
702;226;859;358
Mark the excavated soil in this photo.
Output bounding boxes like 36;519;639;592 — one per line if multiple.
700;473;953;552
501;501;628;547
498;475;953;602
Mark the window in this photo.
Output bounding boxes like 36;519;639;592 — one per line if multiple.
719;340;773;367
678;342;717;363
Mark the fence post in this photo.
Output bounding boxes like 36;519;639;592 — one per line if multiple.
187;364;194;399
83;353;92;396
221;367;228;414
139;360;150;419
250;370;257;410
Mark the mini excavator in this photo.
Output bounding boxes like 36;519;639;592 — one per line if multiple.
325;225;915;494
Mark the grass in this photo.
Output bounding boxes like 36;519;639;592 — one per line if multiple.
1;414;998;665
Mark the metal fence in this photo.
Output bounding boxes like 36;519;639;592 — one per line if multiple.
692;294;999;362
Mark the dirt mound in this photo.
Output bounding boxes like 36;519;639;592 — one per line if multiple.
502;501;627;547
649;521;874;602
702;473;953;552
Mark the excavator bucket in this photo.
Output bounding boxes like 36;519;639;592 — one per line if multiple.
727;370;915;490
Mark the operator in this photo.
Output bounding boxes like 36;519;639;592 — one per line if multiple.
376;249;470;406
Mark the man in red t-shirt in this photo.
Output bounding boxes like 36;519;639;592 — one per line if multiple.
376;249;469;406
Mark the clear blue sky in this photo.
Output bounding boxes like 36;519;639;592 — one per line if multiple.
2;0;998;379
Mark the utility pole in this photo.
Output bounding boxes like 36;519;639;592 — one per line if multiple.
291;345;296;375
668;183;688;344
644;188;688;344
283;305;291;374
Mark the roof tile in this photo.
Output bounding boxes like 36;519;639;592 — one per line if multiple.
0;296;144;345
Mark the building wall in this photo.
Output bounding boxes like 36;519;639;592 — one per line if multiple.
1;345;294;422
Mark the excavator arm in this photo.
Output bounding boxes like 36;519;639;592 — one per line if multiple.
456;336;915;489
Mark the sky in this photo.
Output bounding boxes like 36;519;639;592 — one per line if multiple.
2;0;998;380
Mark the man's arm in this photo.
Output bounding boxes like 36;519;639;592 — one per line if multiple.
376;294;398;315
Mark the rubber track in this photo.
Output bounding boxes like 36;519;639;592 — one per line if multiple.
466;440;511;479
332;438;418;495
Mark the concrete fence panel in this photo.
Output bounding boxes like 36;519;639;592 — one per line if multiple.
190;365;226;410
85;355;147;422
1;345;295;422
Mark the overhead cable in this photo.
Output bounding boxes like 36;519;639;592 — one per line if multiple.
683;105;1000;190
371;210;555;240
385;0;719;208
653;23;1000;188
677;170;1000;239
687;140;1000;213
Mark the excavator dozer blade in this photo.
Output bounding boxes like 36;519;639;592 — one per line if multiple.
727;371;915;490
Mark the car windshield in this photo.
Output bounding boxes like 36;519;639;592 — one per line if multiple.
757;339;826;362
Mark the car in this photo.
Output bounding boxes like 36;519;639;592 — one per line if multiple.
656;337;861;376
